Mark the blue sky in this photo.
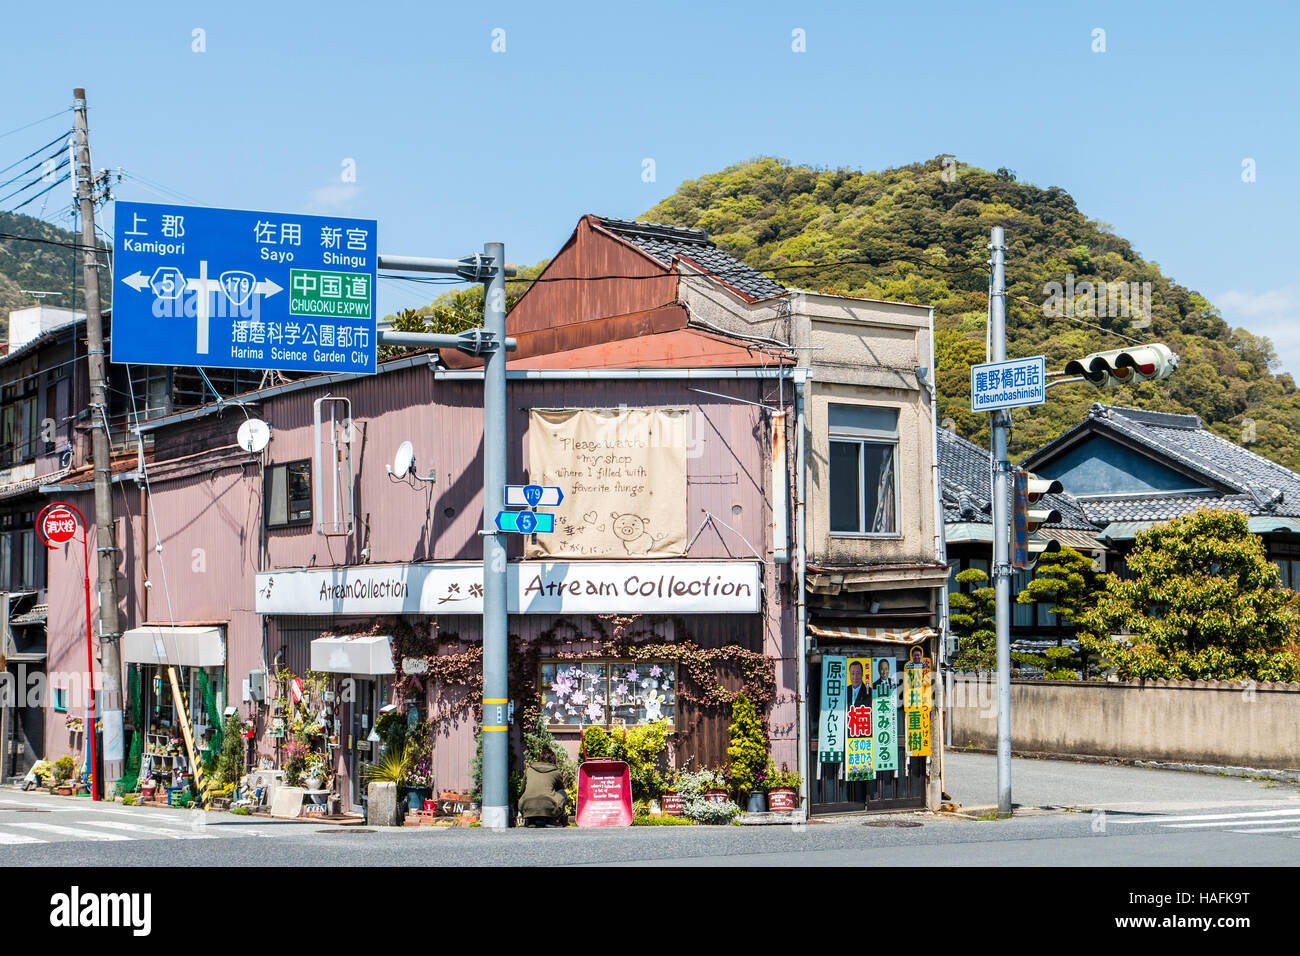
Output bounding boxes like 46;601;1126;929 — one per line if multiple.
4;0;1299;371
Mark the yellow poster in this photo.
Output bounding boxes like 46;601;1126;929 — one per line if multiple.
527;408;688;559
906;705;931;757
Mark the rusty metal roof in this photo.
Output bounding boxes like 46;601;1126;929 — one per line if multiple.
507;328;793;370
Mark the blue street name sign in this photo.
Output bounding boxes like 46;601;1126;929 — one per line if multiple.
971;355;1046;412
111;200;378;375
504;485;564;508
496;510;554;534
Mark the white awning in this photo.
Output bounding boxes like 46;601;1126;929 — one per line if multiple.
121;626;226;667
310;634;395;675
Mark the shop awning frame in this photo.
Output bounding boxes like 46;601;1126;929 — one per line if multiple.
807;623;937;646
310;634;396;675
121;626;226;667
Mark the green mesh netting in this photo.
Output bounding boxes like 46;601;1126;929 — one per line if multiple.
112;666;143;796
196;669;223;767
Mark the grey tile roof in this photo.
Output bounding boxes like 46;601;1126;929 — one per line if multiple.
1078;493;1254;525
597;217;787;301
937;426;1096;530
1025;403;1300;521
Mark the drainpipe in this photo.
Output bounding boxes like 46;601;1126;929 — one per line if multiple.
794;369;810;817
925;306;949;807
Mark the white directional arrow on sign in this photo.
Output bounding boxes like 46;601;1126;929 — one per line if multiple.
120;271;150;292
254;278;282;298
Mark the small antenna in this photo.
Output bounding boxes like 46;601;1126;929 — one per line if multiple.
237;418;271;453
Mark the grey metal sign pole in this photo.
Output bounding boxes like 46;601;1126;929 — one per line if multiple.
988;226;1013;817
375;248;513;828
479;242;510;829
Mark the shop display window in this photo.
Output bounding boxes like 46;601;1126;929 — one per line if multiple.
540;659;675;729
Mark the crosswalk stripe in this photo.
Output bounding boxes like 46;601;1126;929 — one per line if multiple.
79;820;216;840
1226;825;1300;834
7;821;131;841
1135;808;1300;825
0;830;44;845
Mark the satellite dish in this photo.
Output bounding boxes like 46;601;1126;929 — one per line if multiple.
392;441;415;479
237;418;271;453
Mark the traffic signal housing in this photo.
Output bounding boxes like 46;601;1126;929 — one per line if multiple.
1023;473;1062;535
1064;343;1178;388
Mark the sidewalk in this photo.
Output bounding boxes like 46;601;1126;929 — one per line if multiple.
944;752;1300;814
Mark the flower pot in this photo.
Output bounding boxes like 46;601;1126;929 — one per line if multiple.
746;790;768;813
704;788;729;804
660;792;684;816
767;788;797;812
304;776;322;791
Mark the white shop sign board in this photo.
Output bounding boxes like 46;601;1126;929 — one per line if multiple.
255;561;762;616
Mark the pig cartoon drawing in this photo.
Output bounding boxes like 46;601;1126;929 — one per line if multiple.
610;512;661;555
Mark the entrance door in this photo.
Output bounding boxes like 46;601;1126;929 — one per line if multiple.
347;678;377;811
808;655;927;814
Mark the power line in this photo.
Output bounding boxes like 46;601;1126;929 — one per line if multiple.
0;108;71;142
0;129;71;180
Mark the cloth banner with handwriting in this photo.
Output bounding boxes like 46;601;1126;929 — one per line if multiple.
526;407;688;559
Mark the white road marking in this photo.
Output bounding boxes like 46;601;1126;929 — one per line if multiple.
1126;808;1300;825
0;830;44;845
79;820;215;839
7;821;131;841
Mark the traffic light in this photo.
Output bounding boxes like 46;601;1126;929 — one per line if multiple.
1063;343;1179;388
1023;472;1062;535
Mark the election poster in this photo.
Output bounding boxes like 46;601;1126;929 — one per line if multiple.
871;657;898;774
845;656;873;780
905;649;932;757
817;656;846;768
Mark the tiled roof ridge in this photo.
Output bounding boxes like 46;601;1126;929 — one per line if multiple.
597;217;712;246
1096;403;1201;430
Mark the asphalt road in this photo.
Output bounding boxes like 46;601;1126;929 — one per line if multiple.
2;754;1296;867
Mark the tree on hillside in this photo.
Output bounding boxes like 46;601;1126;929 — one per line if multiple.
637;156;1300;470
1076;509;1300;681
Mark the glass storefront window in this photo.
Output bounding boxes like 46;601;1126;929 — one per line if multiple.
540;659;676;729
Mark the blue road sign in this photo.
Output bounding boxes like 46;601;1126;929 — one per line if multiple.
971;355;1046;412
504;485;564;508
112;200;378;375
495;510;554;534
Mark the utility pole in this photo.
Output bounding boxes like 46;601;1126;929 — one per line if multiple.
988;226;1013;818
73;87;124;793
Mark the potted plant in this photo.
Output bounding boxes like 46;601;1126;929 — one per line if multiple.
765;763;802;813
747;767;769;813
303;751;329;791
51;756;76;795
660;775;684;816
703;768;730;804
282;739;308;787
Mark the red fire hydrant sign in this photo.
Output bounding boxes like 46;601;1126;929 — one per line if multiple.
41;507;79;544
576;760;633;827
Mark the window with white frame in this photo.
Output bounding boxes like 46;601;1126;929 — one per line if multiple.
828;403;899;535
541;660;676;729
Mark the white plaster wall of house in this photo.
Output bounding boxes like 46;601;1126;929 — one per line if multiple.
677;274;939;578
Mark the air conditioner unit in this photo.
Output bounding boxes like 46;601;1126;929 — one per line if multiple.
248;670;266;702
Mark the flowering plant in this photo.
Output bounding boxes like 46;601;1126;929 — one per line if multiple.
64;715;85;733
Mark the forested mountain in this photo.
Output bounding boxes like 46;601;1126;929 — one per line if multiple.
0;211;108;335
640;157;1297;466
